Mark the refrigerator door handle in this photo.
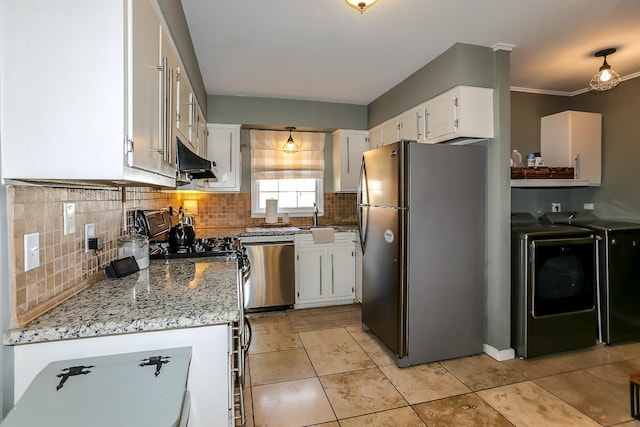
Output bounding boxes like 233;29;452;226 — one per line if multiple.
357;158;369;253
357;156;369;206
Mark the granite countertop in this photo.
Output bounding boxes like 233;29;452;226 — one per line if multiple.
3;257;239;346
236;224;358;238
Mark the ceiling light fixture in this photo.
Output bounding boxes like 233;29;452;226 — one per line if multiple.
589;48;622;91
345;0;377;14
282;127;299;153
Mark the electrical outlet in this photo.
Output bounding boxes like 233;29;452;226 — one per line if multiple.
85;223;95;252
584;203;595;210
551;203;561;212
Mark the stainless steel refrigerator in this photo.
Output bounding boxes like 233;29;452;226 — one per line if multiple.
358;140;486;367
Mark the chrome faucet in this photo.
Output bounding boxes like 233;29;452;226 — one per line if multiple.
313;202;319;226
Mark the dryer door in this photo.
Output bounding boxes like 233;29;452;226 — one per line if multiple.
530;236;596;318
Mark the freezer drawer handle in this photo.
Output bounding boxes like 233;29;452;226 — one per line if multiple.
139;355;171;377
55;365;94;391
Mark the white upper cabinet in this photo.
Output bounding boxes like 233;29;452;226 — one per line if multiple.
198;124;242;192
398;107;422;141
368;86;493;149
332;130;369;192
381;120;400;146
175;67;193;148
159;20;180;179
368;125;383;149
0;0;177;187
422;86;494;144
196;108;208;157
541;111;602;186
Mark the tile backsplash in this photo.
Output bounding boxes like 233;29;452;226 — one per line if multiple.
7;186;357;327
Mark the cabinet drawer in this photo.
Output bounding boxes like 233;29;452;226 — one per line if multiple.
295;232;355;248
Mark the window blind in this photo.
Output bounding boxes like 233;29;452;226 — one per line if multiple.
250;130;325;179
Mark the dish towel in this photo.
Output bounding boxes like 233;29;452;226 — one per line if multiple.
311;228;335;244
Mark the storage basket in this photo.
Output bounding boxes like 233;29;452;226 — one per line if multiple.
511;167;575;180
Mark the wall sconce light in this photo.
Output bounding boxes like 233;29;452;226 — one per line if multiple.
282;127;299;153
589;48;622;91
345;0;377;14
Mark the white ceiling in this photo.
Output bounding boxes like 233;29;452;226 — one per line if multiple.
181;0;640;105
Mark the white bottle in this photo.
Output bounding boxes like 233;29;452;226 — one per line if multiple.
510;150;522;167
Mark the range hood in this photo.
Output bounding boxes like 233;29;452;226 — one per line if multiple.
176;139;217;181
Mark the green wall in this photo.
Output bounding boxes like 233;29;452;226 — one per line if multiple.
511;76;640;219
368;43;496;127
207;95;368;131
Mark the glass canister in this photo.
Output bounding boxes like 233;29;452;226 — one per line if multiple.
118;232;149;269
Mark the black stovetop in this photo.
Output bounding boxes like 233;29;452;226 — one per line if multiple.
149;237;237;259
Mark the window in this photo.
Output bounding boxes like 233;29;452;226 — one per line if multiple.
252;178;323;217
250;129;325;218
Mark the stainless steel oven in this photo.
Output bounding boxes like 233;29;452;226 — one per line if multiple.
511;213;597;358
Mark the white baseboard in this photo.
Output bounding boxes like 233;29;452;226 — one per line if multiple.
483;343;515;361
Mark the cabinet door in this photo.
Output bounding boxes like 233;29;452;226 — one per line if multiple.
398;109;419;141
197;108;208;157
333;130;368;192
296;248;326;303
381;121;400;145
424;91;457;142
128;0;162;174
158;23;178;178
327;245;355;299
201;124;241;191
368;126;382;149
175;67;193;147
189;93;199;145
541;111;602;185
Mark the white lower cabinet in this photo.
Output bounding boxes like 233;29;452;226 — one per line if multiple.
294;233;356;308
12;325;233;427
355;233;363;303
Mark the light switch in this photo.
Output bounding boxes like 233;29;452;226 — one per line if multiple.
24;232;40;271
63;202;75;235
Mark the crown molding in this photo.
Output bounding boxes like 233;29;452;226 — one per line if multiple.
492;43;517;52
512;71;640;97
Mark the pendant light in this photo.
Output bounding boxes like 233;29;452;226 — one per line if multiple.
589;48;622;91
345;0;377;14
282;127;299;153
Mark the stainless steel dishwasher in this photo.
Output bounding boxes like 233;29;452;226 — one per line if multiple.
240;237;295;311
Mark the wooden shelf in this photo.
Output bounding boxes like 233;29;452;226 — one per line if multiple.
511;179;590;188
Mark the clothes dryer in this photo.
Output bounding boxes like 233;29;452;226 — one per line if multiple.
541;211;640;344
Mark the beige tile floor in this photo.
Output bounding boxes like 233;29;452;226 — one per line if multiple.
238;306;640;427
